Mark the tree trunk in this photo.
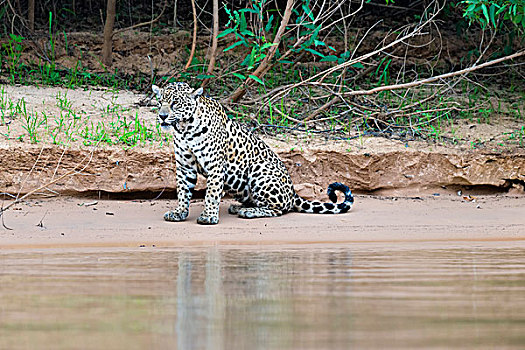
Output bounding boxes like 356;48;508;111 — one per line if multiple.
28;0;35;31
184;0;197;71
102;0;117;67
202;0;219;87
173;0;177;28
15;0;22;17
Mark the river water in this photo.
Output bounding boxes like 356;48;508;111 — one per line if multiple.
1;242;524;349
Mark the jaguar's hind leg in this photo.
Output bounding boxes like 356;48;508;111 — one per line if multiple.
228;189;255;215
228;204;246;215
237;207;282;219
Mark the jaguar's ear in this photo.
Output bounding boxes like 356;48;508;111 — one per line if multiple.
191;87;204;99
152;85;162;98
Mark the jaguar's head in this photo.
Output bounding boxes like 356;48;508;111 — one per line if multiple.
152;82;203;132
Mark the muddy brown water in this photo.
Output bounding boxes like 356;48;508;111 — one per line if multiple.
1;242;524;349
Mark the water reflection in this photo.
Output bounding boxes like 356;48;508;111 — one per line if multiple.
0;244;524;349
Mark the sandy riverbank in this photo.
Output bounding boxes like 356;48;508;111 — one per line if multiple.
1;195;524;249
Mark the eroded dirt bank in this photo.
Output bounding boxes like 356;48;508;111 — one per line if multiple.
1;143;524;198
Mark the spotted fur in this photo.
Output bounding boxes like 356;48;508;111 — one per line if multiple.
152;82;354;225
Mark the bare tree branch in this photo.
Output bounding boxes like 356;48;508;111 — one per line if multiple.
227;0;295;103
113;0;168;36
343;49;525;97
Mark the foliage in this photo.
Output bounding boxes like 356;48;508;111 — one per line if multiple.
220;0;278;83
1;34;24;83
461;0;525;30
0;0;523;149
219;0;350;84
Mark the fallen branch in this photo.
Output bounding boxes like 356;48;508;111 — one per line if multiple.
303;96;340;122
269;1;445;103
343;49;525;97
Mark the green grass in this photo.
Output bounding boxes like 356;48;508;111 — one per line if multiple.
504;126;525;147
0;32;140;89
0;86;168;148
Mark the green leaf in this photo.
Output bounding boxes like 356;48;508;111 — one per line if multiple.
248;74;264;85
254;54;266;64
351;62;364;69
301;22;316;30
305;48;325;58
314;39;325;47
196;74;215;79
302;25;322;47
241;53;252;67
223;40;245;52
240;12;247;32
302;4;315;21
481;4;490;25
260;42;277;51
240;29;255;37
232;73;246;80
239;8;258;14
489;4;496;28
217;28;235;39
265;15;274;32
320;55;338;62
496;5;507;16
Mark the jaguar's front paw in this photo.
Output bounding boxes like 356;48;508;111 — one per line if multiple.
164;209;188;222
196;214;219;225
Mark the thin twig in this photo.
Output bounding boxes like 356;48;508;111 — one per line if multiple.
0;137;105;220
113;0;168;36
16;145;45;200
36;210;48;228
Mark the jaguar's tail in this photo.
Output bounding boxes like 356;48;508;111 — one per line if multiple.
293;182;354;214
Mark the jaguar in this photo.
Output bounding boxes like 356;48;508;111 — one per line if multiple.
152;82;354;225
